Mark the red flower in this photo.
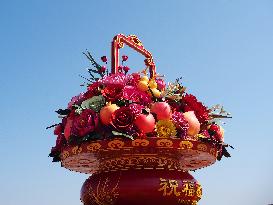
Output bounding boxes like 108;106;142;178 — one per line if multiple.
182;94;209;124
200;129;210;138
55;134;66;148
208;124;223;142
122;55;128;62
171;111;189;139
123;66;130;73
72;109;99;137
101;56;107;63
54;124;63;135
111;106;135;132
101;84;123;102
85;82;101;99
118;66;123;73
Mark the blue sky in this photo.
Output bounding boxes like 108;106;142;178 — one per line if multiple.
1;0;273;204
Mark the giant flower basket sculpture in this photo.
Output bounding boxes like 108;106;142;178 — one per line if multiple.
48;34;232;205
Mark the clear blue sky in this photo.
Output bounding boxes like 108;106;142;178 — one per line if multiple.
1;1;273;204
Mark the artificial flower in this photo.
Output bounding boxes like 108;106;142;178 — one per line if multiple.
67;93;85;109
54;124;63;135
208;124;224;142
123;66;130;73
122;85;152;105
156;120;177;138
122;55;128;62
128;103;144;117
111;106;135;132
171;111;189;139
101;84;124;102
155;78;166;91
71;109;99;137
101;56;107;63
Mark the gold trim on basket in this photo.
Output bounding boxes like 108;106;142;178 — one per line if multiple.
156;139;173;148
179;141;193;149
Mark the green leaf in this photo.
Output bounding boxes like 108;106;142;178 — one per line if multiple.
81;95;105;112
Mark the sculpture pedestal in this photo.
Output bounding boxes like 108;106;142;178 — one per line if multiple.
81;170;201;205
60;138;218;205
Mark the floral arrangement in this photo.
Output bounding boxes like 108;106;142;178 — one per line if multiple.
48;51;232;162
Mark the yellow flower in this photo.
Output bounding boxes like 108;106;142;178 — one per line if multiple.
156;120;177;138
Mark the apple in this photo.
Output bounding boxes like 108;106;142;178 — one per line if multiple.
183;111;200;136
99;103;119;125
150;102;171;120
134;113;155;133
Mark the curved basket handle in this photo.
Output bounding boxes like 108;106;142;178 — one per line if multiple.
111;34;156;78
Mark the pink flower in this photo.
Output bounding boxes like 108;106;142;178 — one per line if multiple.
99;73;127;86
68;93;85;109
156;78;166;91
171;111;189;139
122;86;152;105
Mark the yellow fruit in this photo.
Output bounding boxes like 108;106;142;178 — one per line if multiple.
150;88;161;98
140;76;149;82
137;80;149;91
148;80;157;89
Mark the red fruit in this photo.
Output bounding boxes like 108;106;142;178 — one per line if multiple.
150;102;171;120
134;113;155;133
100;104;119;125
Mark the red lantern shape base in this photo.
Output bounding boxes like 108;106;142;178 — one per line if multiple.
81;170;201;205
61;138;218;205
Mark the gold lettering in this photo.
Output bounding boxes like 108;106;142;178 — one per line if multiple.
196;184;202;198
167;180;181;196
181;182;195;196
158;178;169;196
158;178;181;197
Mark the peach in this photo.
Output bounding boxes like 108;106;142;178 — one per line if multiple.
150;102;171;120
183;111;200;136
99;103;119;125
